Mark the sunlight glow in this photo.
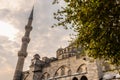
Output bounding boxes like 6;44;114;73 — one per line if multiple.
0;21;18;41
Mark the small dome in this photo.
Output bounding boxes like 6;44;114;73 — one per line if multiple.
57;48;63;52
34;54;40;59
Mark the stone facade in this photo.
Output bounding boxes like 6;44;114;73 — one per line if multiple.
21;45;106;80
21;45;120;80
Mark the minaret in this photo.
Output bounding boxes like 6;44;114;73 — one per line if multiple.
13;7;34;80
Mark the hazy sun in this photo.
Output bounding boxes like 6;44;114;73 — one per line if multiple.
0;21;18;41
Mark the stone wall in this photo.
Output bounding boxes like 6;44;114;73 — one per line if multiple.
21;49;120;80
22;54;104;80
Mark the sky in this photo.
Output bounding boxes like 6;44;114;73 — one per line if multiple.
0;0;73;80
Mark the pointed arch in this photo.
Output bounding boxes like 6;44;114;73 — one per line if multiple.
73;77;78;80
54;71;58;77
80;76;88;80
61;66;65;75
41;72;50;80
68;69;72;75
77;64;87;74
54;65;71;77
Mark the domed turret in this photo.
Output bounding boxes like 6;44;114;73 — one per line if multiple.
34;54;40;60
57;47;63;51
30;54;44;72
56;47;63;58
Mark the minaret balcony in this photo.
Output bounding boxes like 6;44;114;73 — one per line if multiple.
25;25;32;31
18;51;28;57
22;36;30;43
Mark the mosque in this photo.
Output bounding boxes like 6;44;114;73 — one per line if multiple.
13;6;120;80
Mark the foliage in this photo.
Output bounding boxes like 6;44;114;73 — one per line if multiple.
53;0;120;65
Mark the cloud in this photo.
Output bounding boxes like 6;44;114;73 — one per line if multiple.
0;0;34;11
0;0;73;80
0;9;10;19
0;57;14;80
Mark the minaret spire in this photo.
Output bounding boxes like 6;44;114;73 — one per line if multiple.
13;7;34;80
28;6;34;26
29;6;34;20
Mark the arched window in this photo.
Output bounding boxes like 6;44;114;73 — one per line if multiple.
73;77;78;80
41;75;45;80
99;78;103;80
80;76;88;80
54;65;70;77
68;70;71;75
61;67;65;76
55;72;58;77
47;74;50;79
41;72;50;80
77;64;87;73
